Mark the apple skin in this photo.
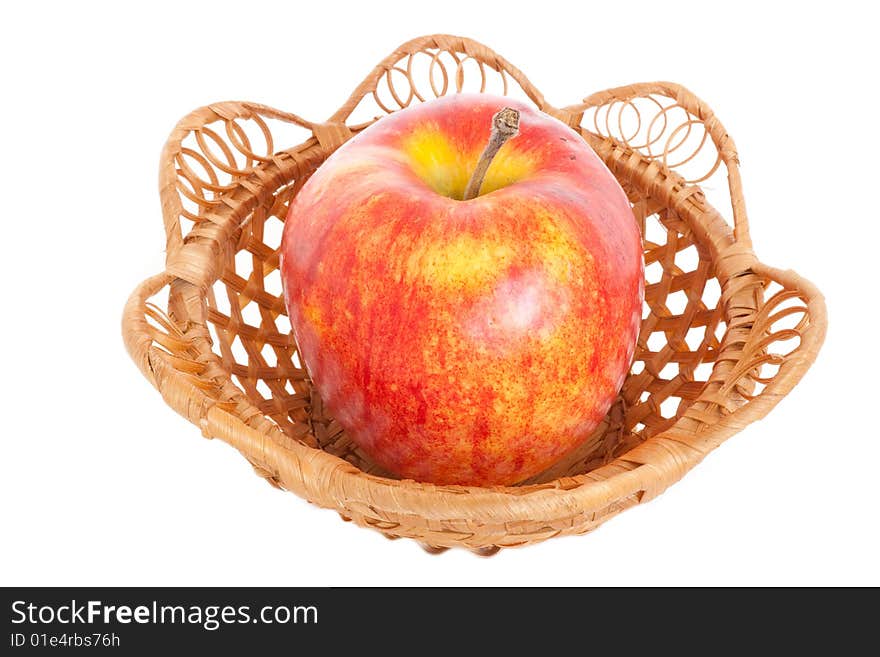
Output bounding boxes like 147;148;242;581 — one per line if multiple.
280;93;643;486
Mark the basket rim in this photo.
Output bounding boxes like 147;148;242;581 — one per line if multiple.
124;245;825;531
122;34;828;547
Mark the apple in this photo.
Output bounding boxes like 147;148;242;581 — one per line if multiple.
280;93;643;486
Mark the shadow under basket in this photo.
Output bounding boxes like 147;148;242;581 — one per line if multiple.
122;34;826;555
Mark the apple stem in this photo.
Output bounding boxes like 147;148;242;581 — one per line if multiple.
462;107;520;201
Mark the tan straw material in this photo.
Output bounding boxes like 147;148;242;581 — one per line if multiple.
122;35;826;554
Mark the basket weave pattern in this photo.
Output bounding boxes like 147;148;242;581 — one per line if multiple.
122;35;826;553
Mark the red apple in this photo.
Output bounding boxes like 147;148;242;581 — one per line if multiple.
280;93;643;486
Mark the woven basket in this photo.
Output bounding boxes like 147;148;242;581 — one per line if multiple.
122;34;826;555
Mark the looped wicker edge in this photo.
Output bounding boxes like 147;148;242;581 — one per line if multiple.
122;34;827;553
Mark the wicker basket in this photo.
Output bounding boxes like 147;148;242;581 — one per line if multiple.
122;34;826;555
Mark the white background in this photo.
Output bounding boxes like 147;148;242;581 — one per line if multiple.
2;1;877;586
